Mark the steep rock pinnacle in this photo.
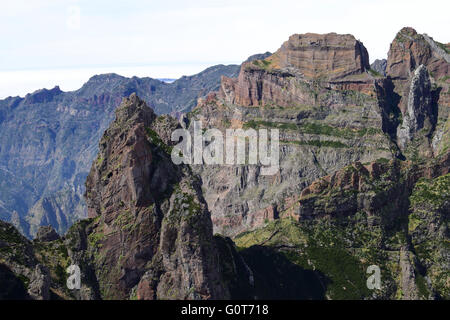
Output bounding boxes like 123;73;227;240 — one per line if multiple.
83;93;229;299
386;27;449;80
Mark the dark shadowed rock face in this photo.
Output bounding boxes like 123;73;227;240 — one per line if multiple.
0;220;51;300
397;65;434;149
35;226;60;242
1;93;307;300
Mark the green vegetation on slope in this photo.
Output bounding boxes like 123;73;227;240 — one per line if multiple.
235;219;374;299
243;120;381;138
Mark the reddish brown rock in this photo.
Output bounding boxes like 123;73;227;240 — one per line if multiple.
220;69;315;107
326;79;378;97
272;33;370;80
34;226;60;242
136;277;155;300
219;32;375;108
386;27;449;80
384;27;449;156
84;93;230;300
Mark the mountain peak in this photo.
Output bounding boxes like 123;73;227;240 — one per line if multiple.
114;93;156;127
24;86;62;104
87;73;126;82
250;32;370;80
83;92;231;299
398;26;418;37
387;27;449;80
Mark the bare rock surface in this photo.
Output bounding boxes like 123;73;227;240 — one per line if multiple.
83;94;230;299
397;65;434;149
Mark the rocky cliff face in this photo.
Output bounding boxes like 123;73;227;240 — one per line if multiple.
190;32;395;237
272;33;370;80
220;33;374;108
78;94;231;299
397;65;434;149
216;30;449;297
386;27;449;80
385;27;449;157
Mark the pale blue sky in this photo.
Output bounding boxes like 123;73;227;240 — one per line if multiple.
0;0;448;98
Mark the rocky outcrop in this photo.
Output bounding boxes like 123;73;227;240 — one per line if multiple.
219;33;374;108
422;34;450;65
35;226;60;242
384;27;449;157
27;264;51;300
397;65;434;149
407;172;450;299
0;220;51;300
399;247;419;300
386;27;449;80
0;94;262;300
272;33;370;80
82;94;231;300
371;59;387;76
